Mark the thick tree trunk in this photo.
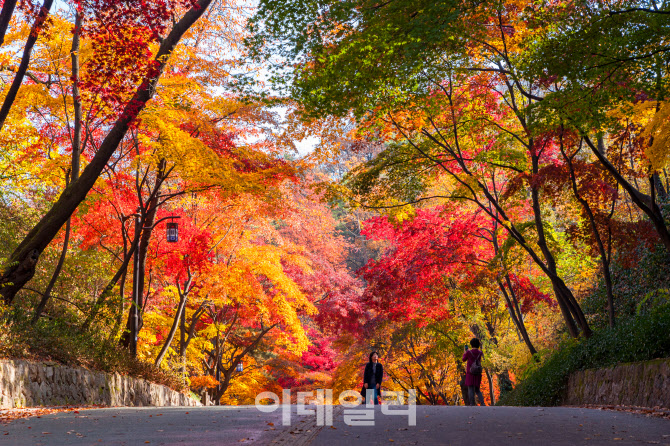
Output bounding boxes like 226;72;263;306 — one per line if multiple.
0;0;18;48
0;0;54;131
0;0;214;305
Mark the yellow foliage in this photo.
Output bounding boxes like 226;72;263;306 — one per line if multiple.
189;375;220;389
638;100;670;171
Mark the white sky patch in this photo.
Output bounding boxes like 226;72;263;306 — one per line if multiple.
295;135;319;157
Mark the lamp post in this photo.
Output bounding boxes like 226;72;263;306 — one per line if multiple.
236;362;243;373
129;213;181;358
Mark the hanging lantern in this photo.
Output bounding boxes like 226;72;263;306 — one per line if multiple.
166;219;179;243
236;362;243;373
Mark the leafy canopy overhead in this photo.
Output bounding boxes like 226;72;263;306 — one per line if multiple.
246;0;474;116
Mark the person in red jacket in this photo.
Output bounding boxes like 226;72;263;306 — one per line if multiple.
462;338;486;406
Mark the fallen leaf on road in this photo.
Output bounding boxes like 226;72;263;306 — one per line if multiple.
574;405;670;420
1;406;93;424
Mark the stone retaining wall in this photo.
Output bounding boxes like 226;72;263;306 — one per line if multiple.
564;357;670;409
0;359;200;408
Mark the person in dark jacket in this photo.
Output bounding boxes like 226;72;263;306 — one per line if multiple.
362;351;383;405
462;338;485;406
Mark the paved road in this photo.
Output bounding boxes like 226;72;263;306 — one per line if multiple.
1;405;669;446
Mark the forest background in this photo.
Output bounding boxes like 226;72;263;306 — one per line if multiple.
0;0;669;407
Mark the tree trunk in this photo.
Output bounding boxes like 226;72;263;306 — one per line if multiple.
134;167;163;316
583;135;670;253
497;277;537;355
210;324;276;403
120;162;166;350
155;291;188;367
178;296;207;376
0;0;54;131
31;13;83;324
653;172;667;201
421;122;591;339
484;368;495;405
0;0;18;48
561;140;616;327
85;158;167;332
0;0;214;305
180;303;206;356
491;228;538;354
497;370;514;397
31;221;71;323
530;153;591;337
81;227;140;331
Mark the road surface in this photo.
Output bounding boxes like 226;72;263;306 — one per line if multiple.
1;405;669;445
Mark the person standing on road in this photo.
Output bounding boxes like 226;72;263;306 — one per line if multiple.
462;338;486;406
362;351;383;405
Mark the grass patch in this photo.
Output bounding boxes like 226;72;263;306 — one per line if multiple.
0;306;186;393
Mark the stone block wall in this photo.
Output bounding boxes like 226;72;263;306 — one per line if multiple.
564;357;670;409
0;359;200;408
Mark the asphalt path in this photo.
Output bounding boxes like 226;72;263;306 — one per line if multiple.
1;405;669;446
